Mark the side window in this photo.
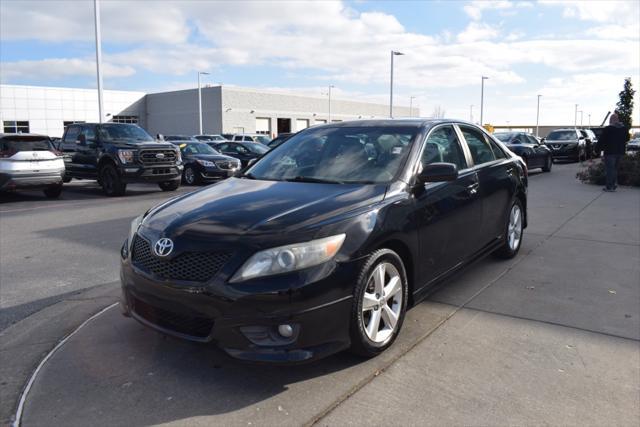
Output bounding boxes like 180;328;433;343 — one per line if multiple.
63;126;81;143
525;135;539;145
233;136;241;141
460;126;495;165
81;125;97;143
236;145;249;154
218;144;229;151
421;125;467;170
488;138;507;159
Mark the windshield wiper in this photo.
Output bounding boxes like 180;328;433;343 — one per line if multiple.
284;176;343;184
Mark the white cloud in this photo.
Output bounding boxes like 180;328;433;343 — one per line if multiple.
541;0;639;24
0;58;135;80
463;1;531;20
457;22;500;43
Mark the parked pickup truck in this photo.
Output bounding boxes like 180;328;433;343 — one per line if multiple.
59;123;183;196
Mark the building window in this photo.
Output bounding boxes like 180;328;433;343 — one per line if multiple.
111;115;138;124
3;121;30;133
63;120;85;128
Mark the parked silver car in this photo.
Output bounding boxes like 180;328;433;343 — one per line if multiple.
0;134;65;198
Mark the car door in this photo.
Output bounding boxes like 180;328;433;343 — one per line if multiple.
458;125;515;249
414;124;483;284
77;124;100;177
59;125;82;175
525;134;547;167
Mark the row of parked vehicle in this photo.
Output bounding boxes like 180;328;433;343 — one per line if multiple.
0;123;298;199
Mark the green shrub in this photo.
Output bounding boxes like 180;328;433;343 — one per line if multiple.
576;154;640;187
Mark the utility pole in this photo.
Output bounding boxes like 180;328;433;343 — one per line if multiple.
93;0;104;123
470;104;474;122
409;96;416;117
480;76;488;126
574;104;578;129
328;85;334;122
536;94;541;137
389;50;404;118
197;71;210;134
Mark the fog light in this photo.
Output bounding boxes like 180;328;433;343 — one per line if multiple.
278;324;293;338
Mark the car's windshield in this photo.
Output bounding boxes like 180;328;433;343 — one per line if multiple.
246;126;419;184
245;143;270;154
180;142;219;155
254;135;271;144
547;130;578;140
98;124;154;142
494;133;515;142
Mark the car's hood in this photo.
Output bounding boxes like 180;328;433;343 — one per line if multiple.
188;154;238;162
141;177;387;238
109;141;176;150
546;139;578;144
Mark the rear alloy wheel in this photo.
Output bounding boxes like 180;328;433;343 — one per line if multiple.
542;155;552;172
183;166;200;185
495;199;524;259
43;184;63;198
350;249;408;357
99;164;126;196
158;180;180;191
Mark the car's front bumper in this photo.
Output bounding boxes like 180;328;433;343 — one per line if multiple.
0;169;64;191
119;253;359;364
120;164;183;183
199;167;238;181
548;144;580;160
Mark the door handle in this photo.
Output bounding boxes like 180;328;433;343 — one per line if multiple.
467;182;479;195
506;168;514;176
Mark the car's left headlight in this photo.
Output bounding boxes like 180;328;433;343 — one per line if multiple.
230;234;346;283
129;214;143;245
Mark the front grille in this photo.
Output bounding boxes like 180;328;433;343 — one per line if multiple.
131;235;232;282
132;296;214;338
139;149;177;165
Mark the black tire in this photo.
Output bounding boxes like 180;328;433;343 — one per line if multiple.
542;155;552;172
62;175;72;183
494;198;524;259
349;248;409;358
43;184;63;198
159;180;180;191
99;163;126;196
182;165;200;185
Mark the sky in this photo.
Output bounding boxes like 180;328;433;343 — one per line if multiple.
1;0;639;126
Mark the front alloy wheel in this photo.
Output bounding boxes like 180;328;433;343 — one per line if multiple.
350;249;408;357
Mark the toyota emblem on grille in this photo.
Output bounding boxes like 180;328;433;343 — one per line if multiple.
154;238;174;257
156;153;165;159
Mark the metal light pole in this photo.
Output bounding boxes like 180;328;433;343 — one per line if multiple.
536;94;541;137
328;85;334;122
409;96;416;117
470;104;474;122
197;71;210;135
389;50;404;118
93;0;104;123
574;104;578;129
588;113;591;126
480;76;488;126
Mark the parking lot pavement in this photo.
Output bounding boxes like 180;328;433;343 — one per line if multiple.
0;181;194;330
4;162;640;426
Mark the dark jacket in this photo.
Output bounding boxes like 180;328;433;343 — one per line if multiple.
597;123;629;155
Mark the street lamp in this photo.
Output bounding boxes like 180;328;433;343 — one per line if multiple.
574;104;578;129
470;104;474;122
197;71;210;135
578;110;584;127
389;50;404;118
93;0;104;123
328;85;334;122
536;94;542;137
409;96;416;117
480;76;489;126
588;113;591;126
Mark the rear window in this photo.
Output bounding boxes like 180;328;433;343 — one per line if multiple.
547;130;578;140
0;136;52;153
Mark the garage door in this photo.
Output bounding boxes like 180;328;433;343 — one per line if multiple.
296;119;309;131
256;118;270;135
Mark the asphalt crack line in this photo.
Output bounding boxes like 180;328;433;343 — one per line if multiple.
309;190;607;426
11;302;118;427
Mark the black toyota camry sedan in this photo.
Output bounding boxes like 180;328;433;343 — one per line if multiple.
493;131;553;172
120;119;527;363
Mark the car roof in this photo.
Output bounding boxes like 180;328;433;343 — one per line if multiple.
311;118;476;130
549;128;579;132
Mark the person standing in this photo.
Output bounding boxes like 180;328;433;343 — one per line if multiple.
597;112;629;192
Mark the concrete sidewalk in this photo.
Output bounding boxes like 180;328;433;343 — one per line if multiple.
11;163;640;426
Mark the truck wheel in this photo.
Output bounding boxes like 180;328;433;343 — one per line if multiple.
43;184;63;199
159;181;180;191
99;164;126;196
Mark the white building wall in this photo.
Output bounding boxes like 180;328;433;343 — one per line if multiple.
0;84;145;137
145;87;222;136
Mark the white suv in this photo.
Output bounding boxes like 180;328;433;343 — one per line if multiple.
231;133;271;144
0;134;65;198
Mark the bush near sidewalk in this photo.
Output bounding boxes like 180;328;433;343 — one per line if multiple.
576;154;640;187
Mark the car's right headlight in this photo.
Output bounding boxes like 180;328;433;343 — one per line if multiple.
229;234;346;283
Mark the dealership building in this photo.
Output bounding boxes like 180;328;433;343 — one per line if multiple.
0;84;413;138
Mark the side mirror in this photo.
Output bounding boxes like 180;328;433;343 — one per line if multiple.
540;138;546;144
246;158;258;168
76;134;86;145
416;163;458;184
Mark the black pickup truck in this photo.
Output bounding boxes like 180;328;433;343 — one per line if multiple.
59;123;183;196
